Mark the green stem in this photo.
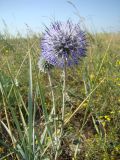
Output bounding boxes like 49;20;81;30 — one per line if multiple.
47;71;57;149
62;65;66;122
55;63;66;160
48;71;56;119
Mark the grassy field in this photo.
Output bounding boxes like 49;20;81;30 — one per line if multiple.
0;32;120;160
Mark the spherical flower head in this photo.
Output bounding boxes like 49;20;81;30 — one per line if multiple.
41;20;87;68
38;56;54;73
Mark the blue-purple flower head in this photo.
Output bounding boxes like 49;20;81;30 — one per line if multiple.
41;20;87;68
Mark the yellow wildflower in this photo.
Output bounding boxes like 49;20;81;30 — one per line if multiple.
102;121;106;127
90;74;95;81
104;115;111;121
115;145;120;151
110;111;115;114
82;102;88;108
99;116;103;119
35;140;38;144
116;60;120;66
0;147;4;153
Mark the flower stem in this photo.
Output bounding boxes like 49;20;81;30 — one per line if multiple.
60;63;66;142
55;63;67;159
47;71;57;149
62;64;66;122
48;71;56;118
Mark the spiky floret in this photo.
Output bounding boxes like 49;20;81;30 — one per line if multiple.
41;20;87;68
38;56;54;73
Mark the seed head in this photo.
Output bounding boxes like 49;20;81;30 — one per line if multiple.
38;56;54;73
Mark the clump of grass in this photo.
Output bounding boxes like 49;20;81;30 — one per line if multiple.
0;31;120;160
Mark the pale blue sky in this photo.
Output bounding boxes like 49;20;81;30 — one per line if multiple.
0;0;120;35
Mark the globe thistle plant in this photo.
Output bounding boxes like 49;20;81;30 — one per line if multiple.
41;20;87;68
38;20;88;158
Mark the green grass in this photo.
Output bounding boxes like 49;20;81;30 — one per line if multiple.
0;32;120;160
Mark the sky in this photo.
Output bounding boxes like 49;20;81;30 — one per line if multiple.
0;0;120;36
